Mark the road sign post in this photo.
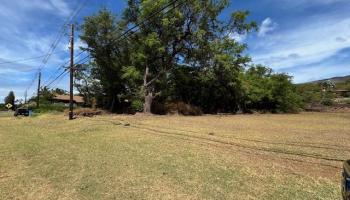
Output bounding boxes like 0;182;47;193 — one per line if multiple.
5;103;13;110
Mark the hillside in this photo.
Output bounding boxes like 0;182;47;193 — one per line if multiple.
310;75;350;84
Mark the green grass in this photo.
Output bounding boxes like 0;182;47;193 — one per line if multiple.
0;113;348;199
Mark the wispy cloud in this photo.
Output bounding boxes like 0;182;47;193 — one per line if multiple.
0;0;73;101
251;14;350;82
229;32;247;43
258;18;277;37
267;0;348;8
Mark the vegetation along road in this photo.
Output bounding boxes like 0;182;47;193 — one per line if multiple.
0;113;349;199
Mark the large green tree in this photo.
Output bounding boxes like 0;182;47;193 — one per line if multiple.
241;65;302;113
123;0;256;113
80;9;132;112
79;2;302;114
4;91;15;109
74;63;103;107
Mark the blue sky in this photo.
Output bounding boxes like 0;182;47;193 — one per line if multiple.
0;0;350;102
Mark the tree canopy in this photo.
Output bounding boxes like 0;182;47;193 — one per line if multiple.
4;91;15;109
78;1;302;114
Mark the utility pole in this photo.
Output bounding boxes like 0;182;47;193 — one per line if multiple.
24;90;27;104
37;71;41;108
69;24;74;120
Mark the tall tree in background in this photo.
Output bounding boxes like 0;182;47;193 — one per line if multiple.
80;9;132;112
79;2;301;114
74;63;103;107
123;0;257;113
4;91;15;109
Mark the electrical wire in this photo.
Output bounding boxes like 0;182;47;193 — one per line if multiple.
0;51;66;65
109;0;183;46
41;0;88;70
45;69;69;88
77;0;184;66
41;0;184;91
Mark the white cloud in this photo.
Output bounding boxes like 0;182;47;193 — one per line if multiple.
258;18;278;37
50;0;71;16
268;0;348;8
8;0;71;16
0;0;73;102
228;32;247;43
288;62;350;83
251;17;350;71
336;37;347;42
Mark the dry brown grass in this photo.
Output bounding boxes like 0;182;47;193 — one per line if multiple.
0;112;349;199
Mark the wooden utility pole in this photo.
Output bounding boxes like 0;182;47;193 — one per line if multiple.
69;24;74;120
24;90;27;104
37;71;41;108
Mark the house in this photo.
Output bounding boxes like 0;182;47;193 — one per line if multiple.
52;95;84;106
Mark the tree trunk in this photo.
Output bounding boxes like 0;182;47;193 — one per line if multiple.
144;90;154;113
143;64;154;114
109;95;115;112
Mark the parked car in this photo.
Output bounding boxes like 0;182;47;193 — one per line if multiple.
343;160;350;200
14;108;30;117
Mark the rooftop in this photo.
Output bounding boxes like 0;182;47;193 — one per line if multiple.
53;95;84;104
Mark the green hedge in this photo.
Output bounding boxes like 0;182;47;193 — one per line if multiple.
31;103;67;113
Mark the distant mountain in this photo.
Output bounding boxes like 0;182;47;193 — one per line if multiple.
310;75;350;84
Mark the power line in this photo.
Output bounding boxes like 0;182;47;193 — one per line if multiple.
109;0;183;46
70;0;89;23
41;0;88;82
42;50;88;86
0;51;66;65
29;0;89;100
26;70;40;92
75;55;90;66
45;69;69;88
50;71;69;89
1;0;87;100
77;0;184;66
43;66;65;86
39;0;184;92
40;0;88;70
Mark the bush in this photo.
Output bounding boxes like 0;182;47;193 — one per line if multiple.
346;99;350;105
321;98;333;106
241;66;303;113
0;104;6;111
165;101;203;116
69;108;104;117
32;103;67;113
131;99;143;112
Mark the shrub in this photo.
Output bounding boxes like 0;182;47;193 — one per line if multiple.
131;99;143;112
70;108;104;117
32;103;67;113
165;101;203;116
321;98;333;106
345;99;350;105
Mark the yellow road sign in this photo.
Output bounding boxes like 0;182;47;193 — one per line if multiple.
5;103;13;109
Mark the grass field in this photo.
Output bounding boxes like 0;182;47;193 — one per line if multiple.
0;112;349;199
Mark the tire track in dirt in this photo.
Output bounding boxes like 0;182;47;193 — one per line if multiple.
129;127;342;170
85;119;344;169
129;124;345;162
132;122;350;152
88;118;345;165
